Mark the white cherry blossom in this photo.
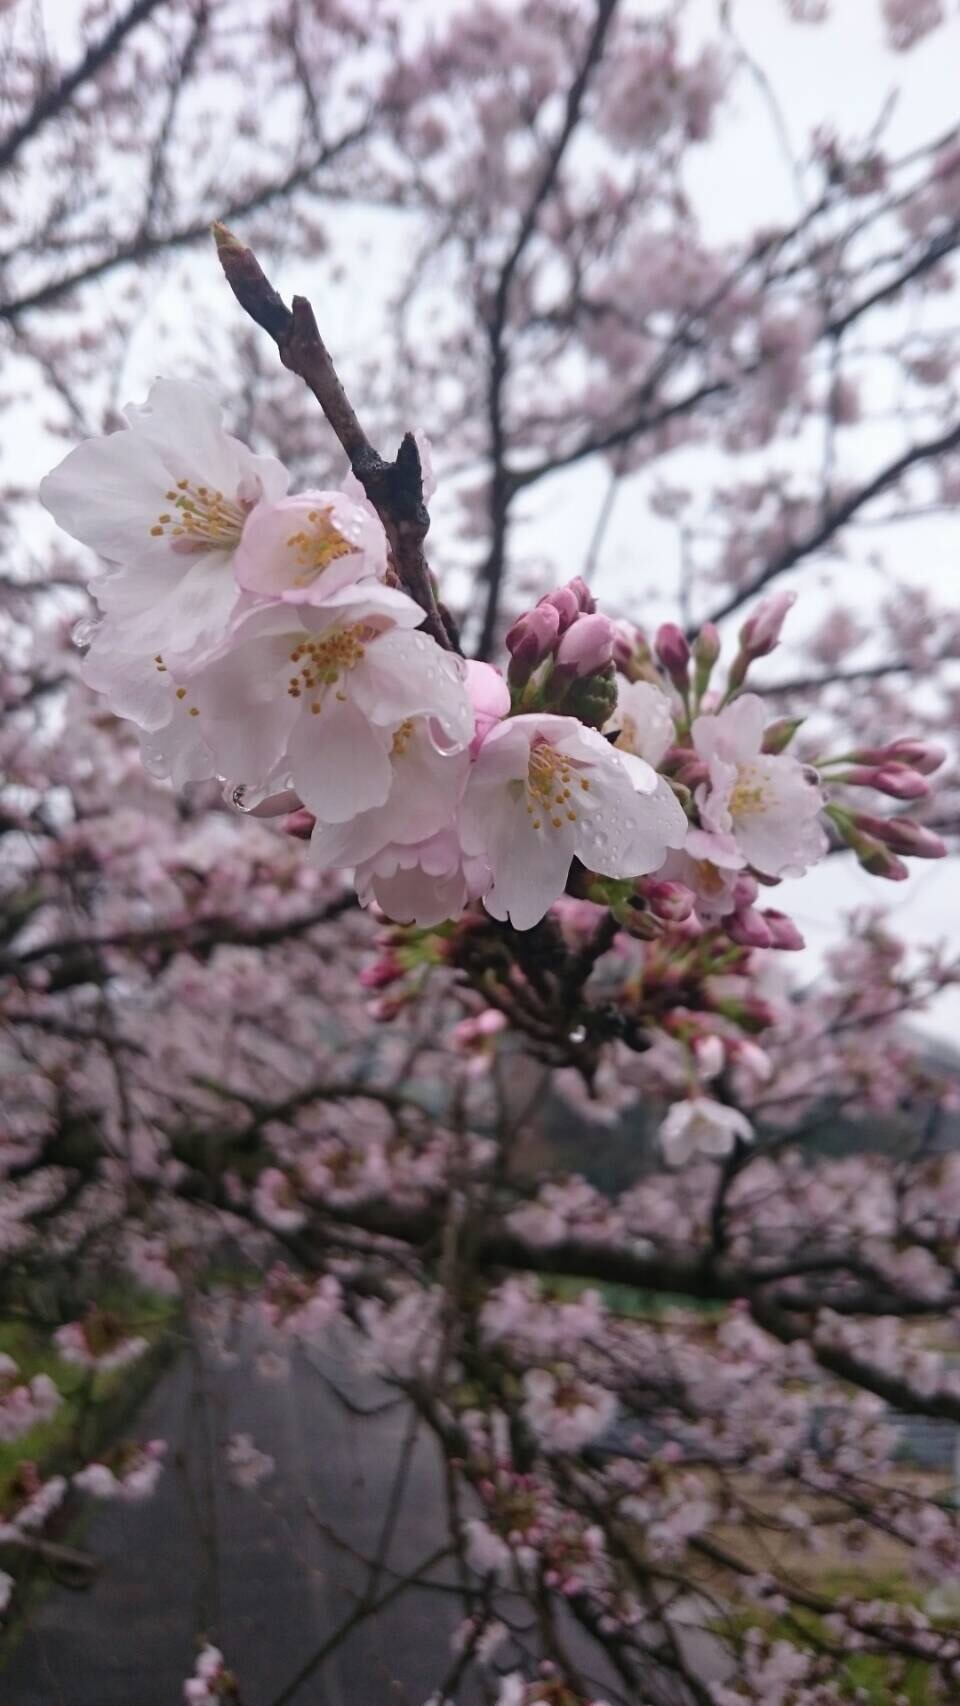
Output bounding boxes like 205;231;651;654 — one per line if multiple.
354;829;491;927
692;694;826;877
234;488;387;600
460;714;688;930
176;581;473;822
659;1096;754;1166
607;676;676;766
40;379;289;725
521;1367;617;1452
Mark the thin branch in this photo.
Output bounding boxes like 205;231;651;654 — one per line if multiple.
213;223;458;653
701;413;960;628
0;0;168;175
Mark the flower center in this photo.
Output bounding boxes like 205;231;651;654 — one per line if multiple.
391;718;415;756
693;858;727;897
150;479;250;553
616;714;638;754
287;624;367;712
284;507;357;585
729;763;769;819
522;741;586;831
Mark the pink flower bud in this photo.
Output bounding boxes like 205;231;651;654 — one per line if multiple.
727;908;774;949
740;996;777;1030
761;909;805;950
762;717;803;755
856;841;910;882
506;604;561;684
611;619;640;671
283;808;316;840
537;586;580;632
554;613;617;678
566;575;596;613
655;623;691;683
506;603;561;660
738;590;796;658
849;739;946;775
732;874;759;910
359;955;403;990
851;812;947;860
673;762;710;789
636;878;696;921
842;764;930;800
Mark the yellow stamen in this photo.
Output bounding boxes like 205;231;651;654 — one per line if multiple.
285;506;357;586
150;479;248;550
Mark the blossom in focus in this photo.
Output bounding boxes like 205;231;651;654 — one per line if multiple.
307;717;469;868
659;1096;754;1165
465;659;511;752
177;581;473;820
353;828;491;927
40;379;289;725
692;694;826;877
233;489;387;599
657;828;748;922
607;677;676;766
461;713;688;930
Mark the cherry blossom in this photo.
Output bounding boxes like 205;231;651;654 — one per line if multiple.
40;380;289;725
659;1097;754;1165
692;695;827;877
460;714;688;929
607;677;677;767
184;581;473;819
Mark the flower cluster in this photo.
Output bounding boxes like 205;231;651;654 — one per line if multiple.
73;1439;166;1502
54;1310;149;1374
42;380;945;947
0;1356;60;1443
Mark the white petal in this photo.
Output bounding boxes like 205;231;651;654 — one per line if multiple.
288;697;393;822
482;807;577;930
82;622;177;731
188;633;300;783
350;630;472;746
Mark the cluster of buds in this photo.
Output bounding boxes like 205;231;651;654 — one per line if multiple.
823;739;947;879
505;580;619;726
654;593;794;718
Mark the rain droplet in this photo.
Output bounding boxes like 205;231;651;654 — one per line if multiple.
72;618;96;648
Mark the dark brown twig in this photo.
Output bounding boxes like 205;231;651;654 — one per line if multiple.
212;223;458;653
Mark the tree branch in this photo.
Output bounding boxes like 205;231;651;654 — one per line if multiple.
213;223;458;652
